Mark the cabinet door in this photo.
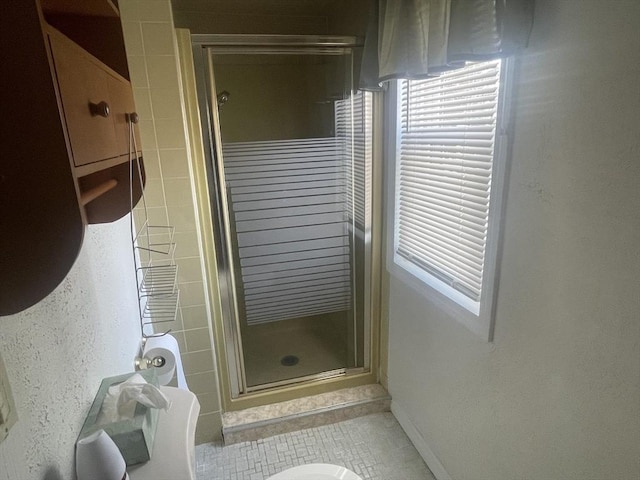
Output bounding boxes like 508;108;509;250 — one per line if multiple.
49;31;119;166
106;73;140;157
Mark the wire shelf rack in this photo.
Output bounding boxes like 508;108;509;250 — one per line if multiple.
128;119;180;338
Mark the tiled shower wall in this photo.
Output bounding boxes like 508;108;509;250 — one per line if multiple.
119;0;222;443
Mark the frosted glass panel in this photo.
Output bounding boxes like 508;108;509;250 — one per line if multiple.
209;50;372;388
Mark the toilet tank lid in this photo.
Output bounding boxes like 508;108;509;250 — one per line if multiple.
128;387;201;480
158;386;200;429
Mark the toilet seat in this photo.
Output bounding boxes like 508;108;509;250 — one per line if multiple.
266;463;363;480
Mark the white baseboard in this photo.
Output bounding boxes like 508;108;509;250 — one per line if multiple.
391;401;453;480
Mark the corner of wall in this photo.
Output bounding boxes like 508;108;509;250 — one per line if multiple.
390;401;452;480
120;0;223;443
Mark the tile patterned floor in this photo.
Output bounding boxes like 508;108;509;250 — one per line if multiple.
196;412;436;480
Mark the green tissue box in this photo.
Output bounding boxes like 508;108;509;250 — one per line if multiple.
78;369;159;466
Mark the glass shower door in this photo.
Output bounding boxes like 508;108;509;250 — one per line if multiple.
202;40;372;393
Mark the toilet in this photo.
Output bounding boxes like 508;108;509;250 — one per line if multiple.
267;463;363;480
127;386;362;480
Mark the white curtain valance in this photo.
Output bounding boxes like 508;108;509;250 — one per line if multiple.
360;0;535;90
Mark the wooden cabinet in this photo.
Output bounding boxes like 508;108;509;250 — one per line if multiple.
0;1;144;316
48;27;140;168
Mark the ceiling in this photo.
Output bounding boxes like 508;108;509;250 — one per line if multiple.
171;0;339;17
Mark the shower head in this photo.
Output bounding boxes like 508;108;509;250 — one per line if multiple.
217;90;231;107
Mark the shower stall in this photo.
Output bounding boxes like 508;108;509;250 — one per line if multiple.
191;35;377;398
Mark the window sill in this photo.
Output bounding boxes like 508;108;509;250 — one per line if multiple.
387;258;494;341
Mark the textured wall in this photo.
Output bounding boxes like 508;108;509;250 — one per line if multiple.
386;1;640;479
0;217;141;480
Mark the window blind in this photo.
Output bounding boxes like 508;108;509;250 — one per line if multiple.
335;91;373;230
223;138;352;325
395;60;502;302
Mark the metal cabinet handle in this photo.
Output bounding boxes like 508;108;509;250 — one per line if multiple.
126;112;139;124
89;101;110;118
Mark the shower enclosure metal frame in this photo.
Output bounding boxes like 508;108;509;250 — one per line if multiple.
191;34;375;399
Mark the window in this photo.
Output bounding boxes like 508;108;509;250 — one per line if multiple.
387;59;510;340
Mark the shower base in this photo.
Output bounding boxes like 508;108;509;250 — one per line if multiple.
242;312;349;388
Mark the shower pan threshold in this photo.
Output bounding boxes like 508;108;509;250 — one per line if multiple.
221;384;390;445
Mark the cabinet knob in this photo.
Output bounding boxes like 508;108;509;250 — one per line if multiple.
89;101;110;118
